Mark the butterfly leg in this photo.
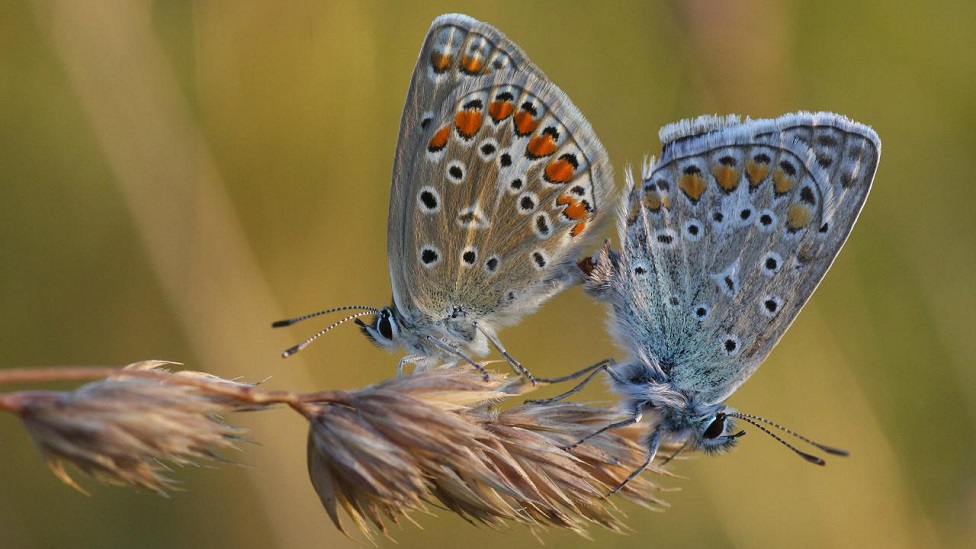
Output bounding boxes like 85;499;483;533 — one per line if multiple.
524;358;621;405
475;324;537;385
561;407;643;451
657;440;687;466
535;357;618;384
424;335;490;381
607;429;660;496
396;355;427;377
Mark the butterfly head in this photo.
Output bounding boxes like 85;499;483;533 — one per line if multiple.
357;306;402;350
687;409;745;454
647;395;744;456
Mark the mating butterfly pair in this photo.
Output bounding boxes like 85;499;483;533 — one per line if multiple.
275;14;881;483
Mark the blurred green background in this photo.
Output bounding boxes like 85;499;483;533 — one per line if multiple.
1;1;973;547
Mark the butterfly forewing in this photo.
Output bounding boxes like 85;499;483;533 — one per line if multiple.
614;112;879;403
389;16;546;312
398;71;612;325
399;13;542;130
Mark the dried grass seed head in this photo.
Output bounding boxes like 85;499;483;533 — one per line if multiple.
304;369;672;541
15;362;256;494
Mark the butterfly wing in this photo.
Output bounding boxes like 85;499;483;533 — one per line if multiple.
388;14;545;314
387;16;613;332
396;70;613;329
606;112;879;404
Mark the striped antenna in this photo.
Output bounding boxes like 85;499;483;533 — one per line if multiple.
272;305;380;328
728;412;849;465
280;310;379;358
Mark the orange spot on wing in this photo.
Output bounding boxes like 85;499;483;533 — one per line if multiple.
627;200;640;224
454;110;483;140
557;195;590;220
571;221;587;237
773;169;796;195
544;157;577;184
565;202;589;220
460;55;484;74
678;173;707;202
514;110;539;136
428;125;450;152
746;161;770;188
526;133;558;159
642;192;669;211
786;203;812;231
430;52;452;74
488;100;513;122
711;165;740;191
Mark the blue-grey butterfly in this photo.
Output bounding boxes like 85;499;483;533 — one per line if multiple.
274;14;613;380
534;112;880;488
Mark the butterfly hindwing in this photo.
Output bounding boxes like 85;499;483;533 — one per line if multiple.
399;71;613;326
607;112;879;403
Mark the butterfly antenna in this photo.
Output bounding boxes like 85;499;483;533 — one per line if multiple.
272;305;380;328
729;412;849;456
728;414;828;465
280;311;378;358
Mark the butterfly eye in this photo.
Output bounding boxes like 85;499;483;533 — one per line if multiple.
703;413;726;440
378;313;395;340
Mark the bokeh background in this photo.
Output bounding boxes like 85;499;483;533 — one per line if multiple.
1;1;973;548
